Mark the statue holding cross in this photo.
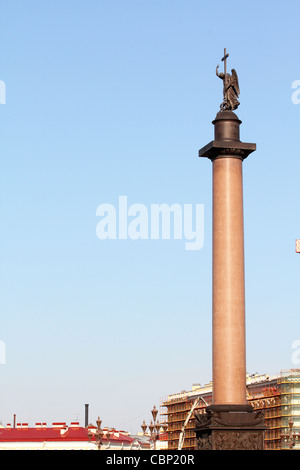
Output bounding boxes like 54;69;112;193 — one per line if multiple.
216;48;240;111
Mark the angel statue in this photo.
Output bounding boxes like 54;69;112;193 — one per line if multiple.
216;64;240;111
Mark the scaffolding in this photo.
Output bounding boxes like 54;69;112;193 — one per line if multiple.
247;377;281;450
161;384;212;450
161;370;300;450
278;369;300;449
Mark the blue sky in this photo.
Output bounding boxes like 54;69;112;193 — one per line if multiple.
0;0;300;433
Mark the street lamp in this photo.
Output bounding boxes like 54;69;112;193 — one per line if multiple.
152;405;158;423
105;428;111;449
161;422;168;433
88;416;104;450
281;419;300;449
141;405;167;450
141;420;147;434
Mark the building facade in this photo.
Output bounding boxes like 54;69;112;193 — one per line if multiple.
0;422;150;450
161;369;300;450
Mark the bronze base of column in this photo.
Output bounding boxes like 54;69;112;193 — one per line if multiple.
194;405;266;450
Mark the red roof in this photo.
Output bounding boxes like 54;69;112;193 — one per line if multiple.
0;426;135;443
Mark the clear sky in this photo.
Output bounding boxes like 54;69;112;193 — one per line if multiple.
0;0;300;433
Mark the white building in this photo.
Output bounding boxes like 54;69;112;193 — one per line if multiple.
0;421;150;450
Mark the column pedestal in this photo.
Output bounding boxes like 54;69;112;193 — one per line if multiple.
195;404;266;450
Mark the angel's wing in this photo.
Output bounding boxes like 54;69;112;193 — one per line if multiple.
231;69;240;97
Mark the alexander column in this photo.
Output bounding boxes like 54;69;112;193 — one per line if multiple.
194;50;266;450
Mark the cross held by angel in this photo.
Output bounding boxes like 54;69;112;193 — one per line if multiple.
216;48;240;111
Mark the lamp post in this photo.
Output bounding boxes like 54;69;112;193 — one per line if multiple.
141;406;167;450
88;416;104;450
105;428;111;449
281;419;300;449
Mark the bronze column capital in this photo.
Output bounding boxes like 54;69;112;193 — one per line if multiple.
199;111;256;161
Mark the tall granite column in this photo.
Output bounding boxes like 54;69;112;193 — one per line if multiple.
194;109;266;449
